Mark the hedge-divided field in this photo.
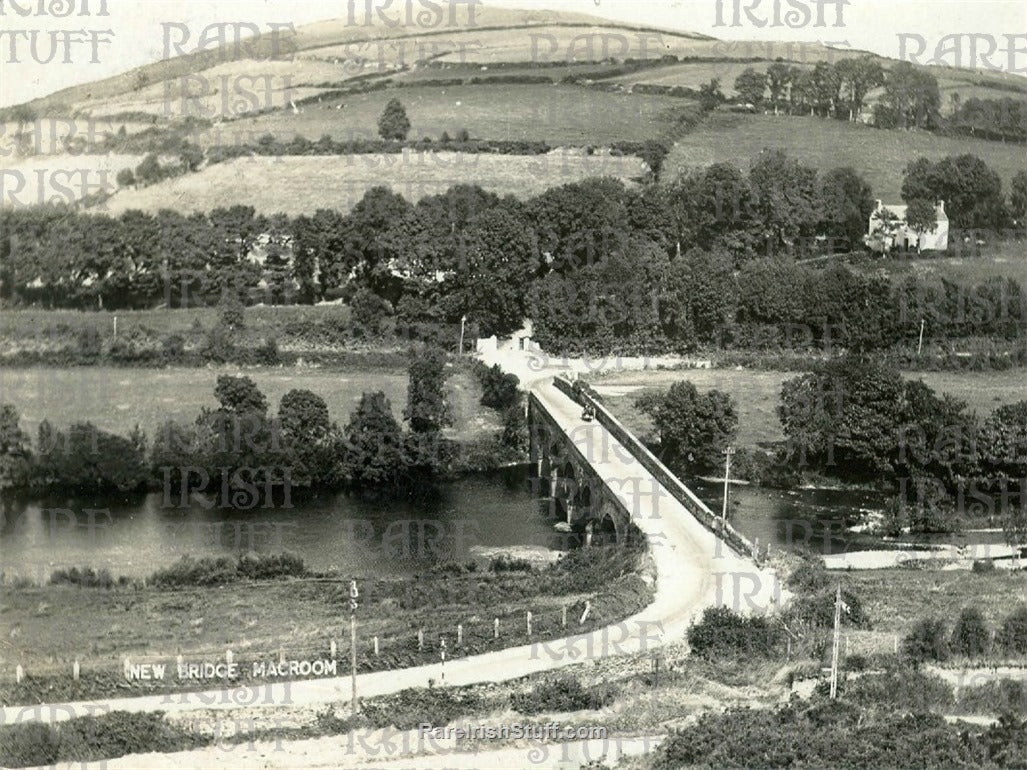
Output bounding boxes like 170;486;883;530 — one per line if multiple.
194;84;694;146
661;112;1027;199
102;150;649;217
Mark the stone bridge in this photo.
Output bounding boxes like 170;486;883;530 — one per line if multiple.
528;377;763;561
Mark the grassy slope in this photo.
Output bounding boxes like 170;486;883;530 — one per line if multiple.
100;151;648;217
662;112;1027;200
588;368;1027;448
840;569;1026;636
193;84;694;146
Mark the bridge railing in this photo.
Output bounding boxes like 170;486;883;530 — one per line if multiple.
552;376;762;563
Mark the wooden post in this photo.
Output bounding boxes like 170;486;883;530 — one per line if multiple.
73;659;80;681
457;624;463;646
579;601;591;625
418;629;424;650
225;649;233;665
279;648;285;664
373;636;379;656
330;640;337;659
526;610;533;636
494;618;500;639
16;664;24;684
562;605;568;628
829;585;842;699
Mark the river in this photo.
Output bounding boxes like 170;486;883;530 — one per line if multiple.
2;468;1000;583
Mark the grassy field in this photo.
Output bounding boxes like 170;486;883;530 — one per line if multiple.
100;150;648;217
856;250;1027;292
588;367;1027;448
0;364;494;441
662;112;1027;200
198;84;693;146
839;569;1027;637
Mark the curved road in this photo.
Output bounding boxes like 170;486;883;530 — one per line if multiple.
3;359;781;727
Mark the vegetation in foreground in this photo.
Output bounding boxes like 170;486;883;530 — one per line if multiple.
0;543;652;707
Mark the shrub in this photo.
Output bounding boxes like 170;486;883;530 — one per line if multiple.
973;558;998;573
473;362;521;411
236;552;307;580
951;607;991;658
361;687;484;730
511;674;617;715
149;555;237;588
903;616;951;664
489;555;533;573
49;567;118;588
1000;605;1027;655
687;606;780;659
76;326;103;359
161;333;185;361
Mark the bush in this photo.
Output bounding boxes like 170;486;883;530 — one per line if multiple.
687;606;780;659
511;674;617;715
76;326;103;359
903;616;951;664
148;555;237;588
236;552;307;580
973;558;998;573
361;687;484;730
1000;605;1027;655
489;555;533;573
49;567;119;589
0;712;205;767
951;607;991;658
473;362;521;411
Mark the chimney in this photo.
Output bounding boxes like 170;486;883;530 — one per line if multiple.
874;199;882;210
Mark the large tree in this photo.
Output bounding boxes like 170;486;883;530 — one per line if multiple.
818;166;875;250
733;67;766;107
902;154;1005;230
341;391;404;487
377;98;411;140
635;381;738;475
404;347;451;434
747;149;821;255
0;404;32;491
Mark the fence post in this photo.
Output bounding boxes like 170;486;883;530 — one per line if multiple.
526;611;533;636
330;640;337;659
562;605;568;628
373;636;379;656
73;659;80;681
16;664;24;684
494;618;500;639
580;601;591;625
225;649;233;665
457;624;463;646
418;629;424;651
279;648;285;664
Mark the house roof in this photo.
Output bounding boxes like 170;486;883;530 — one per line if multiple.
875;201;948;222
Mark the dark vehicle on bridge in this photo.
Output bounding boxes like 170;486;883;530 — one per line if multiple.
581;404;595;422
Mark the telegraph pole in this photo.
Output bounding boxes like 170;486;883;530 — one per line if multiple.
721;446;735;528
440;637;447;684
349;579;359;714
917;319;926;356
829;585;842;699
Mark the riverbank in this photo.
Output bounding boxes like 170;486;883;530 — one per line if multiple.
0;546;654;707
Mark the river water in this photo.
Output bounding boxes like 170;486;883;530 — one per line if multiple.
2;467;997;583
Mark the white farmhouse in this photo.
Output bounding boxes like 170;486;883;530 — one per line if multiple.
867;199;949;253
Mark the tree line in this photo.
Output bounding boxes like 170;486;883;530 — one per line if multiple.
0;347;487;499
732;55;1027;141
3;149;1023;333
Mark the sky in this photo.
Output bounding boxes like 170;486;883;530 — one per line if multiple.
0;0;1024;107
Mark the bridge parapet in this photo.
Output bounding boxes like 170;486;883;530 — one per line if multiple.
553;377;762;562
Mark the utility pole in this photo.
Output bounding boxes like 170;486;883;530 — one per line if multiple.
721;446;735;528
440;637;446;684
917;319;925;356
349;579;359;714
829;584;842;699
458;315;467;356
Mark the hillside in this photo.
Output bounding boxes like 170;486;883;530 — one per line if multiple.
662;112;1027;200
103;150;648;217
